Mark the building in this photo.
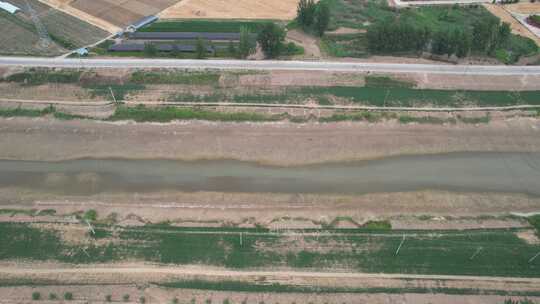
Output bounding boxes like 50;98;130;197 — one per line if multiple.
0;1;20;14
128;32;244;41
75;48;89;56
125;15;158;33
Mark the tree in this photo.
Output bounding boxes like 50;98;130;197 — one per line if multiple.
143;42;157;57
195;37;207;59
297;0;317;29
238;26;254;58
64;292;73;301
257;23;286;58
314;1;330;36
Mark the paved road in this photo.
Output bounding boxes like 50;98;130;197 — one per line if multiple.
1;56;540;75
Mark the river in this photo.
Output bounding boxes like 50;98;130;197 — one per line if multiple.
1;152;539;196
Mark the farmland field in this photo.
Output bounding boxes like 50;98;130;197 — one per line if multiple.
159;0;300;20
67;0;181;28
1;222;539;277
0;11;65;56
0;0;108;55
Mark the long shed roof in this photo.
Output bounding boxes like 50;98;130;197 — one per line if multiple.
0;1;20;14
108;43;216;53
129;32;243;41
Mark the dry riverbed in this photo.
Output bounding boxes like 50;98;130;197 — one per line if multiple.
0;116;539;166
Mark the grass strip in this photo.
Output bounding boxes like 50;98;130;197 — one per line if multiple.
157;279;540;296
108;105;282;122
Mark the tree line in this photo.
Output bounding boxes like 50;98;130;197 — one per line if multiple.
366;16;512;58
297;0;330;36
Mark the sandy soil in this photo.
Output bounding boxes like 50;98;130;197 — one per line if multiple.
505;2;540;15
483;4;540;46
1;263;540;295
2;189;540;226
0;116;539;166
159;0;300;20
286;29;322;59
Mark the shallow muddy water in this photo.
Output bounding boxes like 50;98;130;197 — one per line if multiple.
1;152;540;196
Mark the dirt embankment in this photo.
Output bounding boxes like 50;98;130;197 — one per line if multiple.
2;190;539;227
0;116;539;166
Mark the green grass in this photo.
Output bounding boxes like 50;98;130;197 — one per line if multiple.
85;84;145;101
321;33;369;57
365;75;415;88
108;105;282;122
1;223;540;277
0;105;87;120
299;87;540;107
3;70;82;86
528;215;540;237
157;279;540;296
130;71;221;86
319;111;395;123
139;20;268;33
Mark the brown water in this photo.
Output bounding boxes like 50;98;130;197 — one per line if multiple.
1;152;539;196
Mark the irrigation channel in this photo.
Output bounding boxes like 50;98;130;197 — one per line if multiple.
1;152;540;196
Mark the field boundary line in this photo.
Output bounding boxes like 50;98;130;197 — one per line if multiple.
1;265;540;283
2;98;540;112
127;101;540;112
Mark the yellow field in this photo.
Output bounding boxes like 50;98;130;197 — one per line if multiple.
159;0;300;20
505;2;540;14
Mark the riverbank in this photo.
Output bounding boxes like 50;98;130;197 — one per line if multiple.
0;116;539;166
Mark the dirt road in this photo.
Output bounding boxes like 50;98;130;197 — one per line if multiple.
1;264;540;293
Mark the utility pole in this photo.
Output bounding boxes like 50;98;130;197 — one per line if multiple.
239;232;243;246
395;235;406;256
528;251;540;263
109;87;117;104
469;247;483;260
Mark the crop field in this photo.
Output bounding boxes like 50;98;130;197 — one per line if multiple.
159;0;300;20
0;11;65;56
139;20;268;33
66;0;181;28
1;222;539;277
0;0;108;55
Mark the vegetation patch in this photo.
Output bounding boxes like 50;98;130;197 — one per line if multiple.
1;223;539;277
4;70;82;86
108;105;282;122
157;279;540;296
139;20;268;33
130;71;221;86
365;76;415;88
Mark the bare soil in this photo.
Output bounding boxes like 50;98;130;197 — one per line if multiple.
1;116;539;166
2;189;540;226
286;29;322;59
159;0;300;20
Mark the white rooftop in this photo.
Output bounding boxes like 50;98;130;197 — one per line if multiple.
0;1;20;14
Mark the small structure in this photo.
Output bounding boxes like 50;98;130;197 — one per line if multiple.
125;15;158;33
0;1;20;14
75;48;88;56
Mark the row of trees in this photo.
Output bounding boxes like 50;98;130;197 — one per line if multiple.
366;17;512;58
297;0;330;36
